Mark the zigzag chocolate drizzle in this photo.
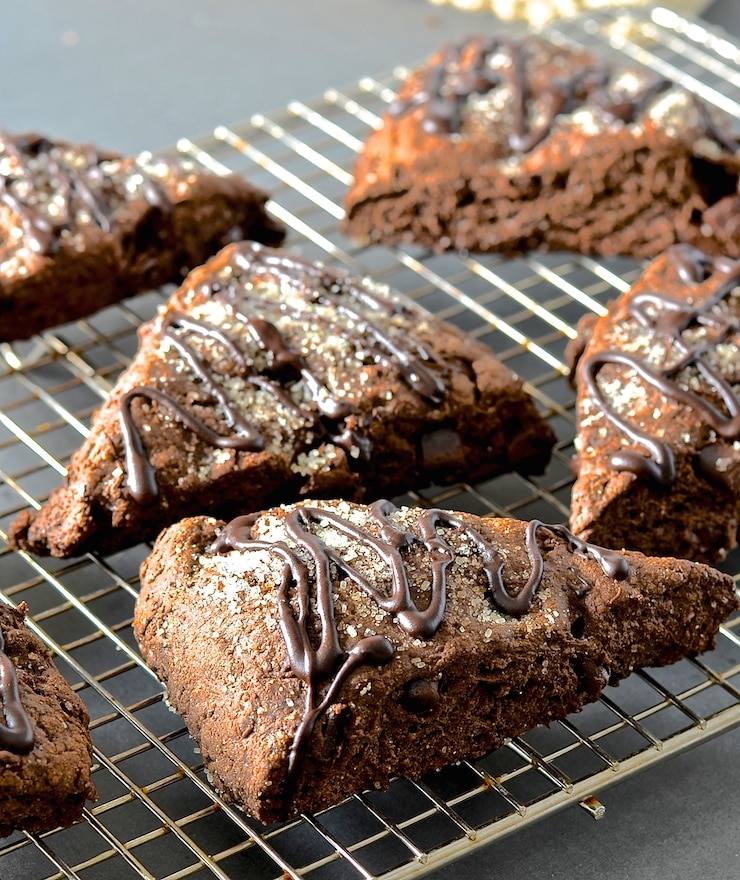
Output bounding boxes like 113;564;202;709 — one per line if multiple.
215;247;445;404
579;245;740;487
119;245;446;504
0;624;34;754
210;501;628;778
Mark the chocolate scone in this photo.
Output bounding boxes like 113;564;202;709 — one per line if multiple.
0;602;97;837
0;131;285;342
133;499;738;824
342;35;740;259
9;241;554;558
568;244;740;563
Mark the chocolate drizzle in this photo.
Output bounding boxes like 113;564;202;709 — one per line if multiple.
224;247;445;404
580;245;740;486
210;501;628;779
390;38;501;135
119;245;446;504
0;624;34;754
388;36;700;151
0;132;170;256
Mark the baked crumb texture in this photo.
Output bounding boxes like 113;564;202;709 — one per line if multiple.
133;499;738;824
569;244;740;563
9;241;554;558
342;35;740;258
0;131;285;342
0;603;97;837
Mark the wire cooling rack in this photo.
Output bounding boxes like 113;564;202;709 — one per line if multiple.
1;6;739;880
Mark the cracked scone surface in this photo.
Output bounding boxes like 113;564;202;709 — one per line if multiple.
342;35;740;258
133;498;738;824
9;241;554;557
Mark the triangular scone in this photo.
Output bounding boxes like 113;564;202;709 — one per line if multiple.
569;244;740;563
342;35;740;259
0;131;285;341
9;241;554;557
133;499;738;824
0;603;97;836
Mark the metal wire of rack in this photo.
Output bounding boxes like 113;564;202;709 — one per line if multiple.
1;6;739;880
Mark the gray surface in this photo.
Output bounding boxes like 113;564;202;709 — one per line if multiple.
0;0;521;154
2;0;737;154
1;2;739;879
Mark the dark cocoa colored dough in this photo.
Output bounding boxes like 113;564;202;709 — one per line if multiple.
9;241;554;558
133;499;737;824
0;603;97;837
0;131;285;341
342;36;740;259
569;244;740;562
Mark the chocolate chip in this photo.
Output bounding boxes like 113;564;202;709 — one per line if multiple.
420;427;464;469
402;678;441;714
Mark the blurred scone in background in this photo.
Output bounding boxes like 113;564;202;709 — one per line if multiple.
426;0;712;25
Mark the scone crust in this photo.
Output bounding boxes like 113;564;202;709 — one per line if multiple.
0;603;97;837
9;242;554;558
134;500;737;823
569;244;740;562
0;131;285;341
343;36;740;258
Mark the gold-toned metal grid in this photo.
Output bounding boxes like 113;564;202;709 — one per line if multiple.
1;6;739;880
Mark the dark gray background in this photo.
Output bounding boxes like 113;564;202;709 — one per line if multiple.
1;0;737;154
1;2;738;879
